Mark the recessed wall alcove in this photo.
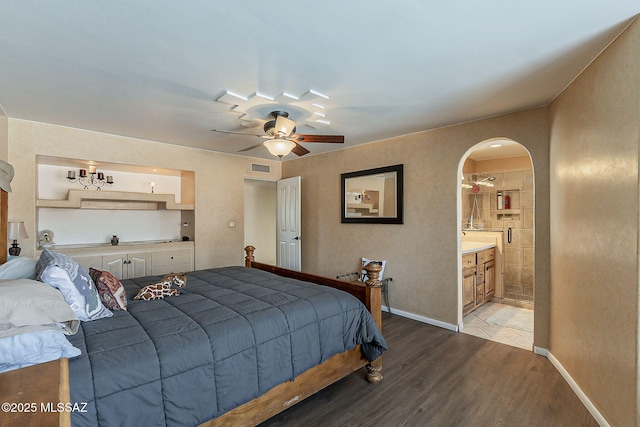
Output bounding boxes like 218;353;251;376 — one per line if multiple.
36;156;195;247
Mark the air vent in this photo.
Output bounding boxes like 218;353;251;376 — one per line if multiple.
251;163;270;173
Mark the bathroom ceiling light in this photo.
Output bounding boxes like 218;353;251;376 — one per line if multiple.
490;143;503;148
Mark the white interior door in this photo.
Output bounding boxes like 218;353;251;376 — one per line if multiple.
277;176;301;270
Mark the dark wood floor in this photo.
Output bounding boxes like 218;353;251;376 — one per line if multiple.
260;312;597;427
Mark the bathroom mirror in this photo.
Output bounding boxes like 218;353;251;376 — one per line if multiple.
341;164;403;224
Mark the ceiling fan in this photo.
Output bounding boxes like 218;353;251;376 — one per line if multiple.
212;111;344;157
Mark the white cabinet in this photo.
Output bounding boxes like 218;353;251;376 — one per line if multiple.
151;247;194;276
44;241;194;281
103;252;151;280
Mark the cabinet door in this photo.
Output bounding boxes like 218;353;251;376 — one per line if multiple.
462;267;476;314
103;255;126;280
72;254;103;272
128;253;151;279
484;260;495;298
476;283;485;306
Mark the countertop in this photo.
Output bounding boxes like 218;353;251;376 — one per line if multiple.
38;240;193;253
462;241;496;254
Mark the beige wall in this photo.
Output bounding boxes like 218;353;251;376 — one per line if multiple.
548;18;640;427
282;108;550;345
6;119;281;270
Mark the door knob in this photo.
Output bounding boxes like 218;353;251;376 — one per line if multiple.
294;236;300;240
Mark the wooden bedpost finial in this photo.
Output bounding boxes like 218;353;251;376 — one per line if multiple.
363;262;382;287
244;246;255;267
366;363;383;383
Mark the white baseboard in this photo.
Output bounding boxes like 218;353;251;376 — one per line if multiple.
546;351;609;427
383;306;458;331
533;346;548;356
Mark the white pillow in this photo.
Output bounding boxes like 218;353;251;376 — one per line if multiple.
0;279;79;338
360;257;386;282
36;249;112;322
0;330;81;373
0;257;37;280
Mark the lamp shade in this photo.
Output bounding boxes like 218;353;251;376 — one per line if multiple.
274;115;296;137
263;139;295;158
7;221;29;240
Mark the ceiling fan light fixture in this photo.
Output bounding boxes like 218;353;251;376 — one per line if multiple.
264;139;296;158
275;115;296;136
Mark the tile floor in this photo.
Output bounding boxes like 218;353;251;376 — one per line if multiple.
461;301;533;350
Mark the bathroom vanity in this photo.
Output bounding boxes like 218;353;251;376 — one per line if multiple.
462;242;496;315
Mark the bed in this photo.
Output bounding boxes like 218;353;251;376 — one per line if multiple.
0;241;386;427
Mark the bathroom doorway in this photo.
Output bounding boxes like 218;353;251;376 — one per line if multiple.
458;138;535;349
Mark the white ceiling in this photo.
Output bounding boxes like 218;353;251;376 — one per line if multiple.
0;2;638;160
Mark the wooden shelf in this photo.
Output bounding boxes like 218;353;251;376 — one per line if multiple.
36;190;194;210
492;209;521;216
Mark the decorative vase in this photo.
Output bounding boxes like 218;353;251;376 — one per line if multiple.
110;235;119;246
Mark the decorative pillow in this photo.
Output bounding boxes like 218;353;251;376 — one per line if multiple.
360;257;386;282
0;257;38;280
89;268;128;311
36;249;112;322
134;282;181;301
0;330;81;373
0;279;79;338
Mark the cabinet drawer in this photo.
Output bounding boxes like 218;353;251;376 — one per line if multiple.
151;264;192;276
152;249;193;267
462;253;476;268
477;248;495;264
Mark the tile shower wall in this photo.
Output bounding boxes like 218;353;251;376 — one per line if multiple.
462;168;534;305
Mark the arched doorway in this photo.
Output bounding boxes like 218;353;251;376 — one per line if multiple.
457;138;535;350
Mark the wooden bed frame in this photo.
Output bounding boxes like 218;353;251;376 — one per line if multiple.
0;234;383;426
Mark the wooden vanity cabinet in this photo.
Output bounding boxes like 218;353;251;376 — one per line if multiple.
462;253;477;315
462;247;496;315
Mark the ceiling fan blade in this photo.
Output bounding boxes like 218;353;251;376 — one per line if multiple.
274;115;297;137
212;129;263;138
291;142;310;156
237;142;266;152
292;134;344;143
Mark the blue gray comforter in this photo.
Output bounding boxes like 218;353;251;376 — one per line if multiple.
67;266;387;426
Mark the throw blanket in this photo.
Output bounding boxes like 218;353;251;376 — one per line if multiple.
67;266;387;427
